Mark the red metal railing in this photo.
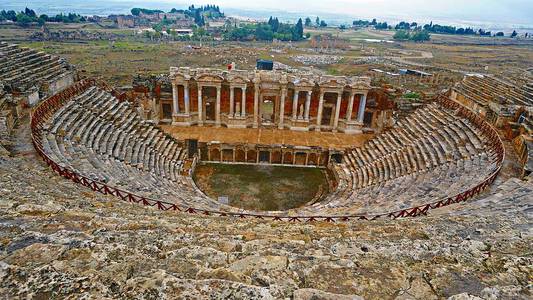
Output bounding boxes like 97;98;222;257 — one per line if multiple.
30;80;505;222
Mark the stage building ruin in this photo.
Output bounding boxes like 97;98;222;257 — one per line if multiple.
165;67;373;134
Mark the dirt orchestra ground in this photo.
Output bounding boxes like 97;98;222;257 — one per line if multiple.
161;126;374;149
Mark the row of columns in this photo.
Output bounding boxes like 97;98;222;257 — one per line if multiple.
172;82;367;128
315;90;367;131
229;85;247;118
172;82;190;115
290;90;312;121
207;147;326;166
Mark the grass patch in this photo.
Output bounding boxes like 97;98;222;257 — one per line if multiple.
193;163;328;211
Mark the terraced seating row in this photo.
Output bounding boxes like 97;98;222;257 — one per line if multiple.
39;83;228;211
455;75;533;107
299;100;501;216
32;79;504;219
0;42;72;93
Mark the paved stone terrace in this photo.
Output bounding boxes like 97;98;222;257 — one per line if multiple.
161;125;374;149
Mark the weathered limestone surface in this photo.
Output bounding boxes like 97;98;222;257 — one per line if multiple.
0;122;531;299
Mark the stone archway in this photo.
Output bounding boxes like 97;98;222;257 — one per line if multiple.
246;149;257;163
283;152;293;165
235;149;246;162
222;149;233;162
308;153;318;165
271;151;282;164
295;152;307;165
203;86;217;121
210;148;221;161
260;96;276;124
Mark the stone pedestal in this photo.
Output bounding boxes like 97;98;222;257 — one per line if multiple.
290;119;311;131
226;115;249;128
172;113;194;126
340;120;364;134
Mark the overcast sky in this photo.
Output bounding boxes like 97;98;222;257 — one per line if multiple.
4;0;533;27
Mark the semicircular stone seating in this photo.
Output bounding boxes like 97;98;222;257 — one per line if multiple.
39;82;500;217
299;102;500;215
40;84;231;212
0;42;72;93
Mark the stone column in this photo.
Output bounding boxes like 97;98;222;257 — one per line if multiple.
305;91;311;121
184;82;190;115
172;82;179;115
229;86;235;118
333;92;342;131
216;86;221;127
197;86;203;126
357;93;367;123
241;86;246;117
346;91;355;122
316;90;325;131
253;85;259;128
278;87;286;129
292;90;299;120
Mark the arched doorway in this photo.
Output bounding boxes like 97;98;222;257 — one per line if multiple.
261;97;275;124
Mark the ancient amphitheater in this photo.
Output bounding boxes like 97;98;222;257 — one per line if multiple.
1;41;532;299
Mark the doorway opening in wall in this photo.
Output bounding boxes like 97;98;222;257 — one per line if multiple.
259;151;270;163
205;99;216;121
261;98;275;124
162;103;172;120
321;106;333;126
364;111;373;127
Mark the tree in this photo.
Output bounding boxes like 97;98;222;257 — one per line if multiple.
410;30;430;42
193;26;208;44
353;20;370;27
320;20;327;27
37;17;45;26
295;18;304;38
511;30;518;38
16;12;33;27
131;8;163;16
374;22;388;30
271;17;280;32
315;17;320;27
255;24;274;41
305;17;312;27
339;24;347;30
393;30;410;40
194;9;205;26
395;21;410;30
4;10;17;22
495;32;504;37
370;18;377;25
25;7;37;18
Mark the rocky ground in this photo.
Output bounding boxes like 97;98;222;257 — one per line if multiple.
0;118;532;299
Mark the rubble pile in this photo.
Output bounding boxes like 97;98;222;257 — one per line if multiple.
293;55;343;65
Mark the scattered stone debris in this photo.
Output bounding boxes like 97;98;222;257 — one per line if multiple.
30;29;122;41
293;55;343;65
352;56;389;65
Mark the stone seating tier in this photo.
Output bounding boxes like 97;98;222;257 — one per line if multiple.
0;42;71;92
37;81;503;218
